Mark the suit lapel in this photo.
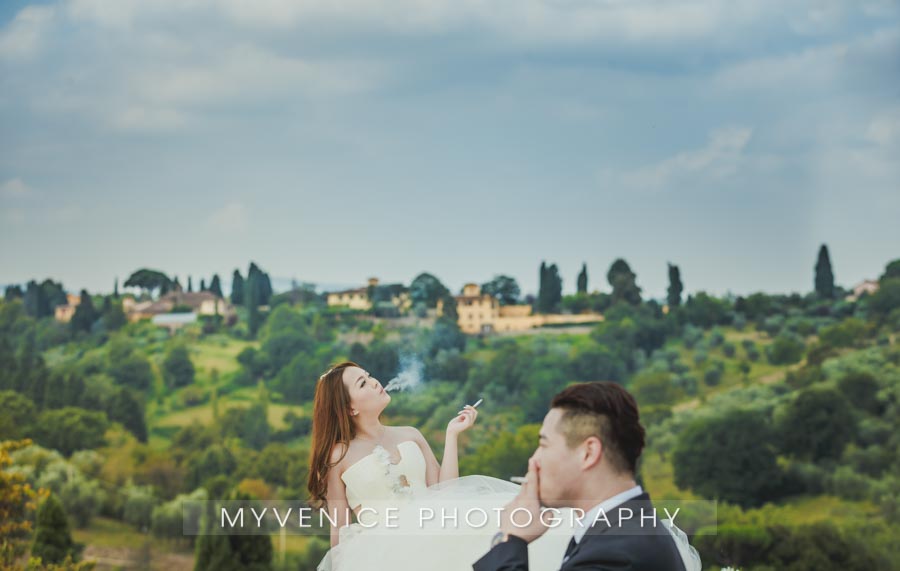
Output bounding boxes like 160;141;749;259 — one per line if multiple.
565;493;653;562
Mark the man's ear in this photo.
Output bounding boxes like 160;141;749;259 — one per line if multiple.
582;436;603;469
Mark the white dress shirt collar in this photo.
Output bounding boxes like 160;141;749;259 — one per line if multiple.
573;485;643;544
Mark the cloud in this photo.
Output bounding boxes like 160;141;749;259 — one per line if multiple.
111;105;189;132
0;5;55;61
611;127;755;192
713;25;900;93
20;34;386;132
130;44;382;106
0;178;32;198
866;107;900;146
0;178;33;197
207;202;249;232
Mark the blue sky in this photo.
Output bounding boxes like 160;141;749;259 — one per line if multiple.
1;0;898;299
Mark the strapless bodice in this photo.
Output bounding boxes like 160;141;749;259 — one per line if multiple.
340;440;427;511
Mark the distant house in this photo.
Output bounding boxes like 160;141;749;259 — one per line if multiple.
326;278;411;313
152;312;198;334
845;279;880;302
124;289;235;329
438;283;604;334
54;293;81;323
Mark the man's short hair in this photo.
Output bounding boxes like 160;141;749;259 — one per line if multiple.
550;382;645;475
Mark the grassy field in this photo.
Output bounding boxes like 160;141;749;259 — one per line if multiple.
154;399;306;431
72;516;316;570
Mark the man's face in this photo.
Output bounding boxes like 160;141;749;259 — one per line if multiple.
530;408;581;508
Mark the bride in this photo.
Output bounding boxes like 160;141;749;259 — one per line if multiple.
306;362;698;570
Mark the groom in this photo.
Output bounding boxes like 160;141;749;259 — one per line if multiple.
473;382;687;571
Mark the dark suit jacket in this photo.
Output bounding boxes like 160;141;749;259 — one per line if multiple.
472;493;687;571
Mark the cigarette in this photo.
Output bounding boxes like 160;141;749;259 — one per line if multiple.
510;476;527;483
457;398;485;416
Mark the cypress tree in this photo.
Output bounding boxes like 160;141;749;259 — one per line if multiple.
31;494;77;564
546;264;562;313
536;262;548;313
245;271;261;338
108;388;148;443
231;270;244;306
577;263;588;294
815;244;835;299
667;263;683;308
70;290;98;334
210;274;224;298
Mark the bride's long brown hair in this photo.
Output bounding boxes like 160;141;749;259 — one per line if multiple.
307;361;361;510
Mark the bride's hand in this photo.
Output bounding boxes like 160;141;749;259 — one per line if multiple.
447;404;478;435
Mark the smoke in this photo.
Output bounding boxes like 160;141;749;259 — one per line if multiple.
384;354;424;393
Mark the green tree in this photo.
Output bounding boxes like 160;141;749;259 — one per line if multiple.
107;388;148;443
101;297;127;331
766;333;805;365
69;291;97;335
481;275;521;306
31;493;79;564
667;263;683;308
23;279;67;319
607;259;641;305
5;283;24;301
777;388;855;462
186;445;237;491
0;390;36;439
673;410;782;507
240;398;270;451
815;244;835;298
836;371;881;415
109;352;154;391
818;318;867;348
460;424;540;479
438;293;459;322
247;262;273;306
881;258;900;281
576;263;588;294
32;408;109;457
569;344;626;383
231;270;245;306
245;271;262;338
163;345;195;388
683;292;730;328
23;280;44;317
631;370;680;405
410;273;450;308
194;491;273;571
209;274;224;298
123;269;172;297
537;262;563;313
866;277;900;320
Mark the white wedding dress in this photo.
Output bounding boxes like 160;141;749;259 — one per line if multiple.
316;440;700;571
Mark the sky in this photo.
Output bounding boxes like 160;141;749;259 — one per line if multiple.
1;0;898;299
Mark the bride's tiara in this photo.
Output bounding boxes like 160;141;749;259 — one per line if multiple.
319;367;335;380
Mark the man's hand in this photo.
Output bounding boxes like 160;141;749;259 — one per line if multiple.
499;458;550;544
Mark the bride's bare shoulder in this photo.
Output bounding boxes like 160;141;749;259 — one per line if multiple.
393;425;427;445
329;441;351;468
